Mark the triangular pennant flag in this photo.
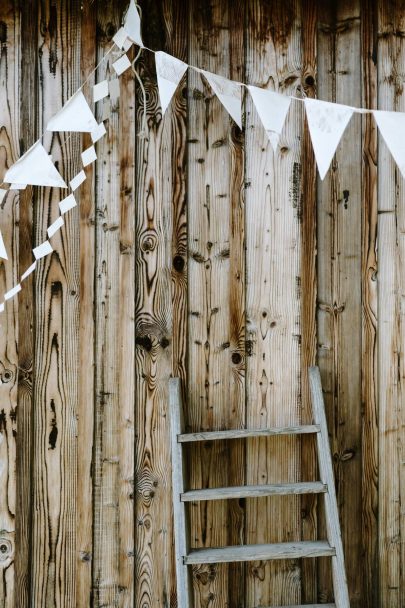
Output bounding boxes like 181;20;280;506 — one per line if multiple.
248;86;291;151
373;110;405;177
202;71;242;128
46;91;98;133
155;51;188;115
123;0;143;47
4;141;67;188
0;230;7;260
304;98;354;180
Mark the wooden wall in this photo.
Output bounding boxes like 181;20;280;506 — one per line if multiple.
0;0;403;606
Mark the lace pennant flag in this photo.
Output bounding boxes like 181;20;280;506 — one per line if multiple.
248;86;291;151
155;51;188;115
47;91;98;133
304;98;354;180
123;0;143;47
373;110;405;177
202;71;242;128
4;141;67;188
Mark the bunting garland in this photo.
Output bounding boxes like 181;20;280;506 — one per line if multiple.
248;86;291;151
46;90;99;133
304;98;354;180
4;141;67;188
155;51;188;115
2;0;405;316
202;71;243;129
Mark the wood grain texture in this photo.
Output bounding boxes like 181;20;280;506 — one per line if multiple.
2;2;405;606
0;3;20;607
227;2;246;605
134;1;176;605
118;26;136;608
300;0;318;603
14;0;36;605
30;1;81;606
316;1;363;604
77;3;96;605
361;1;378;606
245;0;303;605
187;0;241;605
377;1;405;605
93;2;128;605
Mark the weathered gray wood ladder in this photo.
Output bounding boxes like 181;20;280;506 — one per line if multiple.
169;366;350;608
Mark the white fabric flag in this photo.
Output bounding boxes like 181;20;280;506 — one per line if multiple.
248;86;291;151
33;240;53;260
47;90;98;133
91;122;107;144
4;141;67;188
155;51;188;115
0;230;7;260
47;216;64;238
202;71;242;129
21;261;36;281
304;98;354;180
5;284;21;301
373;110;405;177
113;54;131;76
123;0;143;47
59;194;77;215
113;27;130;50
70;170;86;191
82;145;97;167
93;80;109;103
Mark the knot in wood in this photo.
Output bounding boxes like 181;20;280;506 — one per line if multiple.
0;538;13;562
141;233;157;253
231;352;242;365
173;255;185;272
1;369;13;383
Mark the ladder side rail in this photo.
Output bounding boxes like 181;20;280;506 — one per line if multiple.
169;378;194;607
309;367;350;608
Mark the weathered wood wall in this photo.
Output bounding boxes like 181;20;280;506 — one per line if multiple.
0;0;403;606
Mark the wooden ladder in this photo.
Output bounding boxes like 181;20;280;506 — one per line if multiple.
169;366;350;608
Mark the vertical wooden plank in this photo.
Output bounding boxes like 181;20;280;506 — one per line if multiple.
118;19;136;607
395;11;405;604
167;0;189;603
377;1;405;605
30;0;81;605
315;6;335;600
187;0;242;605
316;1;363;604
361;1;379;606
300;0;318;603
15;0;36;604
0;2;20;606
245;0;303;605
93;1;131;605
227;2;246;605
76;3;96;605
134;0;176;605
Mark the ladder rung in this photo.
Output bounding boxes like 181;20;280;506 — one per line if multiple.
184;541;335;564
181;481;327;502
178;425;320;443
267;605;335;608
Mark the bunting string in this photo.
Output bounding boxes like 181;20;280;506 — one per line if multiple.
1;0;405;321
